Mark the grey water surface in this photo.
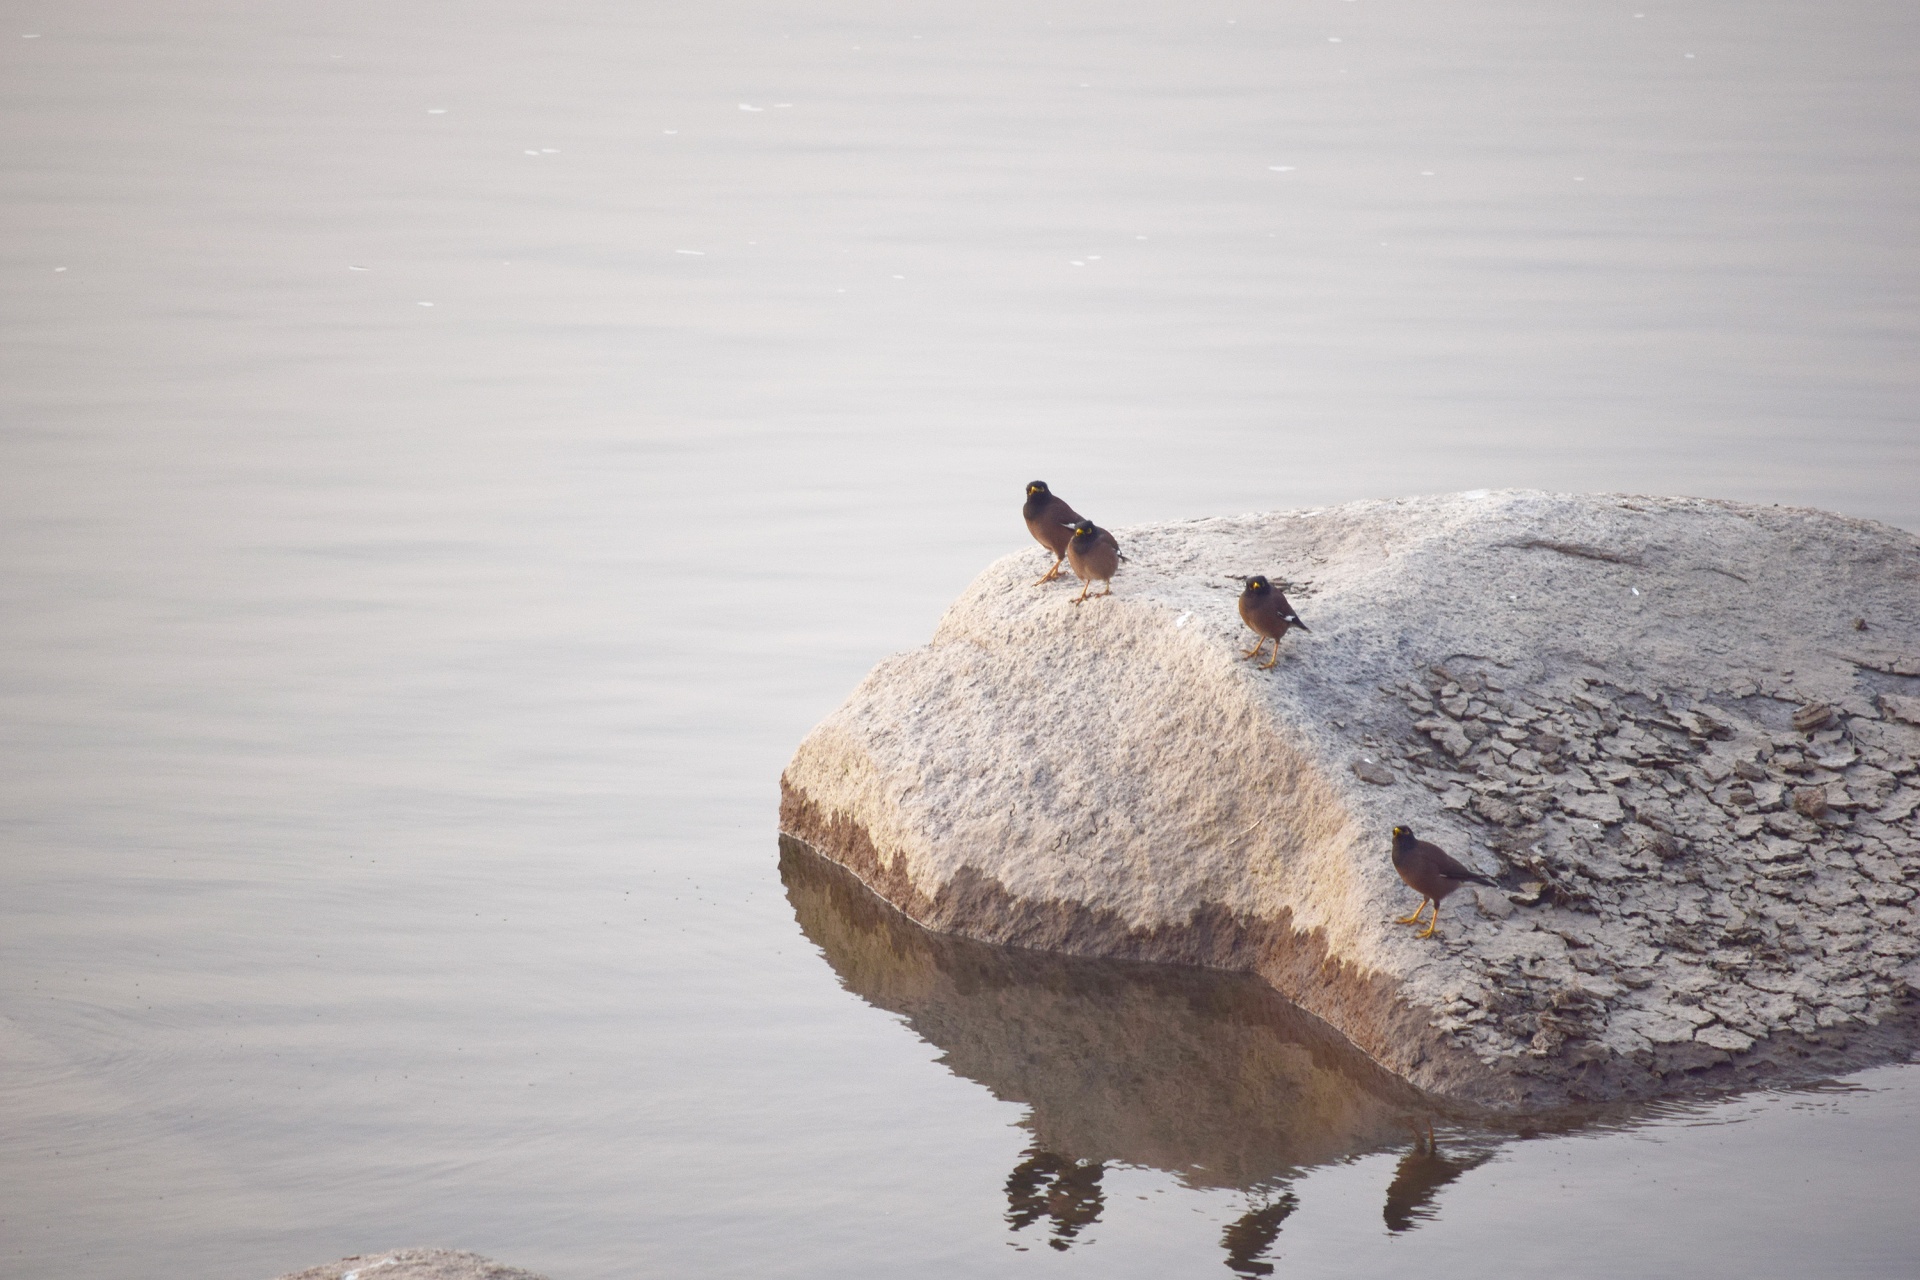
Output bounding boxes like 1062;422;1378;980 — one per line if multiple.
3;2;1918;1277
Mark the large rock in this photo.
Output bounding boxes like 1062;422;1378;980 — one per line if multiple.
780;491;1920;1108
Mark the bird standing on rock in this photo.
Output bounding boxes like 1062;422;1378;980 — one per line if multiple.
1237;576;1308;668
1065;520;1121;603
1022;481;1084;584
1390;825;1496;939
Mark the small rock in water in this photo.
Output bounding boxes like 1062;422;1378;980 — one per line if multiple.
275;1248;550;1280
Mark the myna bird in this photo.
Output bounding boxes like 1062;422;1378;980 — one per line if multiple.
1022;481;1084;584
1065;519;1120;603
1390;825;1495;938
1238;576;1308;668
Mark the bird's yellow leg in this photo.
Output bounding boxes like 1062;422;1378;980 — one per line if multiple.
1394;898;1432;926
1073;579;1090;604
1418;902;1441;939
1242;636;1270;661
1260;644;1280;669
1034;556;1063;585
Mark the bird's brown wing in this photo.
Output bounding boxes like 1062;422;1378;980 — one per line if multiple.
1240;593;1282;636
1417;840;1494;884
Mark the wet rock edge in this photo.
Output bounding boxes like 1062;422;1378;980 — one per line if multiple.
782;780;1920;1111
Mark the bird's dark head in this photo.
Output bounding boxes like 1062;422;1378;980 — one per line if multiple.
1391;825;1416;850
1069;519;1095;538
1245;575;1270;595
1026;480;1051;498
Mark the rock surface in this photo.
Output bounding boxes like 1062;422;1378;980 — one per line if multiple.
275;1250;548;1280
780;491;1920;1108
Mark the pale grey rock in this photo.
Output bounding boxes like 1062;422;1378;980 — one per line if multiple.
1352;756;1396;786
1882;694;1920;727
1415;717;1473;758
275;1251;547;1280
1697;1024;1757;1053
1471;886;1516;919
1812;743;1860;771
781;491;1920;1107
1558;790;1626;825
1615;1008;1701;1045
1878;788;1920;823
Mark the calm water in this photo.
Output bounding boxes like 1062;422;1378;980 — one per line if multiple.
3;2;1918;1277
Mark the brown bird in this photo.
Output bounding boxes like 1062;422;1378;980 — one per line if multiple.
1390;825;1496;939
1065;519;1120;603
1022;481;1084;584
1237;576;1308;668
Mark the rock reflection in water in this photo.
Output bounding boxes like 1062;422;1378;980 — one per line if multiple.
782;837;1488;1269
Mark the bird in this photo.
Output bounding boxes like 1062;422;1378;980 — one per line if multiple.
1237;576;1308;668
1065;519;1121;603
1022;481;1084;584
1390;825;1496;939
